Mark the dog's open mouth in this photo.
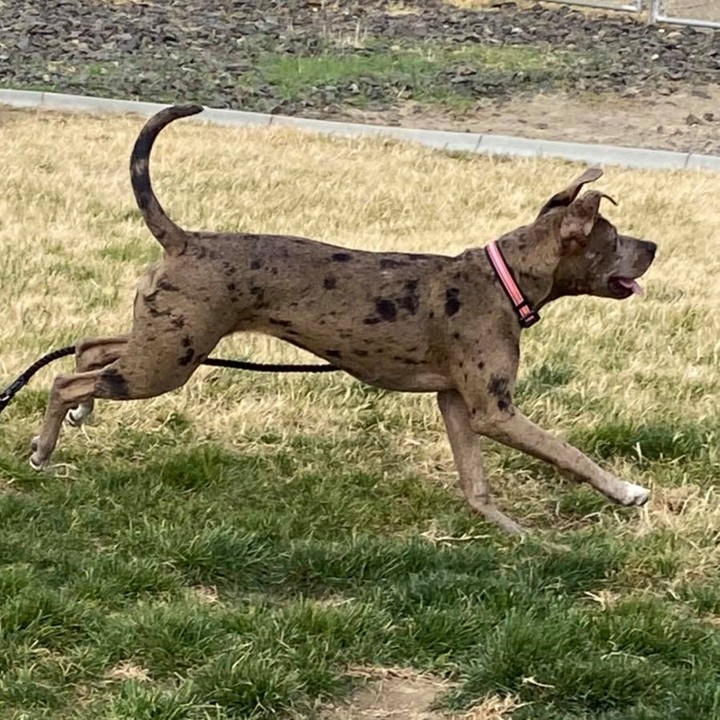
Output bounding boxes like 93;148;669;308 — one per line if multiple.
609;276;645;298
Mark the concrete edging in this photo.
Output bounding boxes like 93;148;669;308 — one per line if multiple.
1;88;719;172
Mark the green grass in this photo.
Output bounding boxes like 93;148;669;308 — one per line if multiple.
1;428;719;718
256;42;578;109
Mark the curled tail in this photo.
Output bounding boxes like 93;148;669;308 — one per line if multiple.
130;104;204;256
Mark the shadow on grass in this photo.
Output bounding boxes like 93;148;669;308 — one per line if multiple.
0;435;718;718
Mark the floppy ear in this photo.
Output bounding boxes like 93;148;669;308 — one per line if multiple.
537;166;604;217
560;190;617;246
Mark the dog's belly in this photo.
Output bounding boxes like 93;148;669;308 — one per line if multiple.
344;367;454;393
262;328;453;393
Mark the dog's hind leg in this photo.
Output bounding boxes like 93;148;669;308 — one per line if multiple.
65;335;129;427
437;390;526;535
30;311;226;469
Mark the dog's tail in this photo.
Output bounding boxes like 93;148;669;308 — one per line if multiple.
130;104;204;256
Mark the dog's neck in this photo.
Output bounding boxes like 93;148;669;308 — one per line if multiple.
495;223;560;311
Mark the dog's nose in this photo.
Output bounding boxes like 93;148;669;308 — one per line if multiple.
642;240;657;258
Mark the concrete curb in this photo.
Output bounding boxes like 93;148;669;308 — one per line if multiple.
1;88;719;172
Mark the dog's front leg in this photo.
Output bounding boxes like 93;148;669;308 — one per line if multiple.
437;390;526;534
472;409;649;507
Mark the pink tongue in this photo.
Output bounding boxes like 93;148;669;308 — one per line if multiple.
618;278;644;296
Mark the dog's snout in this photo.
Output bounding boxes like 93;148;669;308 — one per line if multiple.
642;240;657;258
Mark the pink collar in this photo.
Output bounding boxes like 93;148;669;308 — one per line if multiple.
485;241;540;329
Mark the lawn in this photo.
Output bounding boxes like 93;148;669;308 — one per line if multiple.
0;107;719;719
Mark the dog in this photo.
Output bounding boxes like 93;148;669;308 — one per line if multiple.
29;105;657;534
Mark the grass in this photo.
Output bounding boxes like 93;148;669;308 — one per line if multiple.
255;41;578;110
0;107;719;718
0;37;582;115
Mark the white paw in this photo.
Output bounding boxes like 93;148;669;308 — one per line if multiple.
619;482;650;507
29;436;46;471
66;403;92;427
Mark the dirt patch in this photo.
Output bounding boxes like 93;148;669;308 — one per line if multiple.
320;668;520;719
340;84;720;154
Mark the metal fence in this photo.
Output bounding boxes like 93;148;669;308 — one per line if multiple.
651;0;720;29
554;0;720;28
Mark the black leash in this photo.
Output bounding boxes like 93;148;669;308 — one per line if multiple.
0;345;339;417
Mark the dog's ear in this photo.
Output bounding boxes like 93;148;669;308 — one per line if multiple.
538;166;604;217
560;190;617;247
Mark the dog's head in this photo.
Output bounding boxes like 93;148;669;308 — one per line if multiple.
538;168;657;301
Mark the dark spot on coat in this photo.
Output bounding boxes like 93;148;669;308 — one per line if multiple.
332;252;352;262
157;279;179;292
445;288;461;317
182;335;192;347
364;317;381;325
393;356;420;365
488;374;512;413
171;316;185;329
380;258;409;269
227;282;237;291
99;368;129;399
428;310;435;319
355;349;369;357
147;306;172;318
250;285;266;308
477;361;485;370
221;262;237;276
324;275;337;290
269;318;293;327
398;280;420;315
452;332;460;340
178;347;195;366
250;259;262;270
325;349;342;359
374;298;397;322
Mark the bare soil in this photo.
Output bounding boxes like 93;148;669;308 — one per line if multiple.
341;84;720;155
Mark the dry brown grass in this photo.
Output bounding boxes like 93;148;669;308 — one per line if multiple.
1;105;718;562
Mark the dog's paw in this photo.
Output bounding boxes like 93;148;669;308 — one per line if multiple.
66;404;92;427
29;436;46;471
618;482;650;507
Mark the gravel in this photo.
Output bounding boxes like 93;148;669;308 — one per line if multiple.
0;0;718;116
